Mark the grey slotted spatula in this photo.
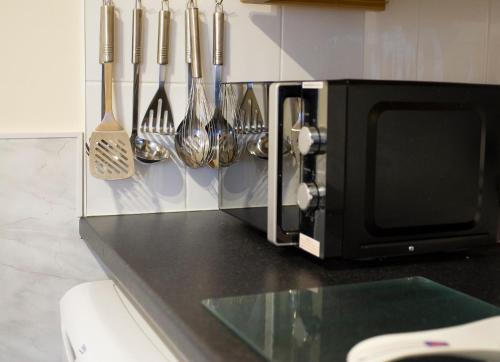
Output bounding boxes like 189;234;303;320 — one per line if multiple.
142;0;174;135
88;0;135;180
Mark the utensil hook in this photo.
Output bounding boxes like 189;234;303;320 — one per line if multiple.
215;0;223;11
162;0;169;10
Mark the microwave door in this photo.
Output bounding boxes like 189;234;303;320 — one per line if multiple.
268;83;303;245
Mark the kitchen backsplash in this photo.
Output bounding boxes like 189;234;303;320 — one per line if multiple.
84;0;500;216
364;0;500;83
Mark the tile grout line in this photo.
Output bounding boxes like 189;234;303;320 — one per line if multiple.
484;0;493;83
415;0;422;80
279;5;284;81
77;134;85;218
85;80;190;85
361;9;366;78
83;0;88;218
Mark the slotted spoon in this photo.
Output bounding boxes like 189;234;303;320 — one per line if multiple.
130;0;170;164
88;1;134;180
142;0;175;136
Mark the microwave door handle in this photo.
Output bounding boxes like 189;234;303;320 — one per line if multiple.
268;83;302;246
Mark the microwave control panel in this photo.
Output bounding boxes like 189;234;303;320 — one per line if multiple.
297;82;329;257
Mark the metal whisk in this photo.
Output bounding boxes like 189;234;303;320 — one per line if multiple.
207;1;239;168
222;83;247;162
175;1;214;168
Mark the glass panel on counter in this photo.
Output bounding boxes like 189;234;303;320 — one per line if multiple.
202;277;499;362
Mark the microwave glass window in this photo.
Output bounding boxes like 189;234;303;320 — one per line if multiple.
366;104;484;235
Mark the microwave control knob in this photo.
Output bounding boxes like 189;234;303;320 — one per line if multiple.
297;183;325;211
298;126;326;155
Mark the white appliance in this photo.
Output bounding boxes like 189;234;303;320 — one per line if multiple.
60;280;178;362
347;315;500;362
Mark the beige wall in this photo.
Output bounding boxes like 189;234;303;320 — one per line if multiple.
0;1;85;133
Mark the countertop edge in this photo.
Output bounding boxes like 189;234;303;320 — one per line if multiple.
77;212;500;362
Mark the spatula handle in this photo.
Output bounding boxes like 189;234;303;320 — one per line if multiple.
104;63;113;114
189;6;202;78
132;1;143;65
157;1;170;65
99;1;114;64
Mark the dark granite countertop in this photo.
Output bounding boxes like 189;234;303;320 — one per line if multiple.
80;211;500;362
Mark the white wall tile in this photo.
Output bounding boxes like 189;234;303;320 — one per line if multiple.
220;150;268;209
281;6;364;80
84;0;284;215
364;0;419;80
85;0;281;84
183;81;219;211
85;0;500;217
417;0;489;83
222;3;282;82
487;0;500;83
85;82;187;216
86;0;198;84
186;168;219;211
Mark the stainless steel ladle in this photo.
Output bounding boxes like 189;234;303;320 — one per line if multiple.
247;134;291;160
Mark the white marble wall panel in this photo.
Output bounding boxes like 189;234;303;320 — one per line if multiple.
0;136;105;362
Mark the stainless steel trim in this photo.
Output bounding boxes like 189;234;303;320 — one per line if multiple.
131;6;143;64
267;82;300;246
185;9;192;64
309;82;328;247
213;11;224;66
188;7;202;78
157;8;170;65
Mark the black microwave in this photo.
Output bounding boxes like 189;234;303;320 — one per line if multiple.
219;80;500;259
